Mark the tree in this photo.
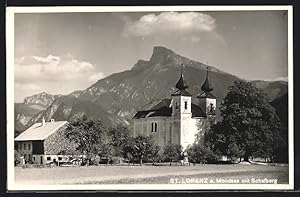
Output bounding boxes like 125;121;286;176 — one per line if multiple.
209;80;282;162
65;115;111;165
122;135;157;165
148;144;161;165
108;124;131;156
133;135;156;165
163;143;182;166
122;137;135;165
97;143;114;165
186;143;219;164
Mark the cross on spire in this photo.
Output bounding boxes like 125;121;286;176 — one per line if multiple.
180;63;183;75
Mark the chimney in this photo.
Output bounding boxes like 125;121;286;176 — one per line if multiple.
42;117;45;126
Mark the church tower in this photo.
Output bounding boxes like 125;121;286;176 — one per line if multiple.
197;67;217;116
171;64;192;148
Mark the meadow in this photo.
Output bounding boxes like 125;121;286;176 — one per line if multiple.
15;163;288;185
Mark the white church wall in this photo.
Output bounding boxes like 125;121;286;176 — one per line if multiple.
180;118;199;150
180;96;192;114
134;117;173;147
172;120;180;145
133;113;215;151
195;118;208;146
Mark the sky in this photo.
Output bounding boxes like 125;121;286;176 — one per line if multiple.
14;10;288;102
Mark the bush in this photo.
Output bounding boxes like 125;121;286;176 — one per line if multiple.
186;143;219;164
163;143;182;166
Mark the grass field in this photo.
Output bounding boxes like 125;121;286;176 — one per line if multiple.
15;163;288;185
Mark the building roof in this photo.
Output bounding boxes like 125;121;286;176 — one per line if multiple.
171;89;192;96
15;121;68;141
197;91;217;99
191;104;206;118
133;99;206;119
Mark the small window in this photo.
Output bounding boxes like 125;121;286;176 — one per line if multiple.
28;144;31;150
33;156;35;161
58;157;62;161
23;144;26;150
151;122;158;132
47;157;51;161
18;144;21;150
184;101;188;110
175;102;178;109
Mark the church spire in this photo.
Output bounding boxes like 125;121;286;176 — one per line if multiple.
201;67;213;92
172;63;191;96
175;63;188;90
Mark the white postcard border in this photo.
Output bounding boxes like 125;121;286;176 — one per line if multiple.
6;5;294;191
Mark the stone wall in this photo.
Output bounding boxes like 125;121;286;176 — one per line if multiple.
44;124;78;155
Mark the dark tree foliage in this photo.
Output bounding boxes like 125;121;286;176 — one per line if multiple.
186;143;219;164
122;137;135;165
108;124;131;156
122;135;158;165
209;80;282;162
149;144;161;165
65;115;112;165
163;143;182;166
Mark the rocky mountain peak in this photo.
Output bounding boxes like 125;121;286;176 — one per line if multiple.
149;46;181;64
24;92;60;107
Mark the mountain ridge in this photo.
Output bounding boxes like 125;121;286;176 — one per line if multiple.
15;46;288;135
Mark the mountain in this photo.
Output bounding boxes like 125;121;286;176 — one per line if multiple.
15;46;288;134
14;103;44;134
26;95;124;128
14;92;61;135
23;92;62;107
76;46;240;120
252;80;288;101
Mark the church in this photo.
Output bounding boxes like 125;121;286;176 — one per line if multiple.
132;65;217;150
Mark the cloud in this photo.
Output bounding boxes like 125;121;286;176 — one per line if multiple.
14;54;105;102
123;12;216;38
15;55;95;81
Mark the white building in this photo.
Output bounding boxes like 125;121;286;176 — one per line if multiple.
133;66;217;150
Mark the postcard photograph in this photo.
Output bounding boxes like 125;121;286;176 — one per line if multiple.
6;6;294;190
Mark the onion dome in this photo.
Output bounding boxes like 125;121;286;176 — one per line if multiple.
201;67;214;92
172;64;191;96
197;67;216;99
175;74;189;90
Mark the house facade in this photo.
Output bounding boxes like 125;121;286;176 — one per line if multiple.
133;66;217;150
15;119;78;165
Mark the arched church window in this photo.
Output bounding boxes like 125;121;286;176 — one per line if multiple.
175;102;179;109
151;122;158;132
184;101;188;110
